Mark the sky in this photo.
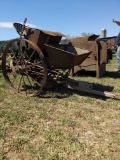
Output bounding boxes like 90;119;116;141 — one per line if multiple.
0;0;120;41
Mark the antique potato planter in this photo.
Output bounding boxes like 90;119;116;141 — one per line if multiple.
1;18;119;99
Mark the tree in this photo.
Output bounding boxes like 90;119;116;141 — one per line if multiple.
81;32;94;37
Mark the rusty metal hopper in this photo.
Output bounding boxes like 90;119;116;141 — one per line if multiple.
44;44;91;69
70;34;113;78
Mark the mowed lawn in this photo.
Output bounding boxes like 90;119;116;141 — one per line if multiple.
0;55;120;160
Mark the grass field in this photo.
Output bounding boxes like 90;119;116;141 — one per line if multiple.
0;55;120;160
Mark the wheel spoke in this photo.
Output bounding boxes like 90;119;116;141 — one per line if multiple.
11;73;18;84
26;75;34;91
26;61;44;70
25;72;42;86
12;56;19;65
18;75;23;93
22;76;28;96
28;50;35;61
27;69;44;76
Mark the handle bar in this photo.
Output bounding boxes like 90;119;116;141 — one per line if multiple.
20;18;27;38
23;18;27;26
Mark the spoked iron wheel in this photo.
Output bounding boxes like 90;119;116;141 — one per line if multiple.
2;38;47;96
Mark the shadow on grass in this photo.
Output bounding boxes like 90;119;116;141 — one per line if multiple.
74;70;120;79
102;71;120;79
38;83;73;99
37;82;115;101
0;70;117;100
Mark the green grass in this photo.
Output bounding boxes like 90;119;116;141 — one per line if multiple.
0;55;120;159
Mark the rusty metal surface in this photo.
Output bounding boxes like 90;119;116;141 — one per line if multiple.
70;35;113;78
13;23;66;51
13;23;66;37
41;30;66;37
97;36;117;52
24;28;64;51
70;34;99;42
44;44;91;69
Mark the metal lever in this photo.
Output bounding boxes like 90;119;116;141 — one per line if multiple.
20;18;27;38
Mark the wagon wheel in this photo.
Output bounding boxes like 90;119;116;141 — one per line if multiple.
2;38;47;96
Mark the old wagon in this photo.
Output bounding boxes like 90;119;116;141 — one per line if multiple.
1;18;119;99
2;18;92;95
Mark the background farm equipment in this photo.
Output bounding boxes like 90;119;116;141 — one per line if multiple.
70;35;116;78
1;18;119;99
